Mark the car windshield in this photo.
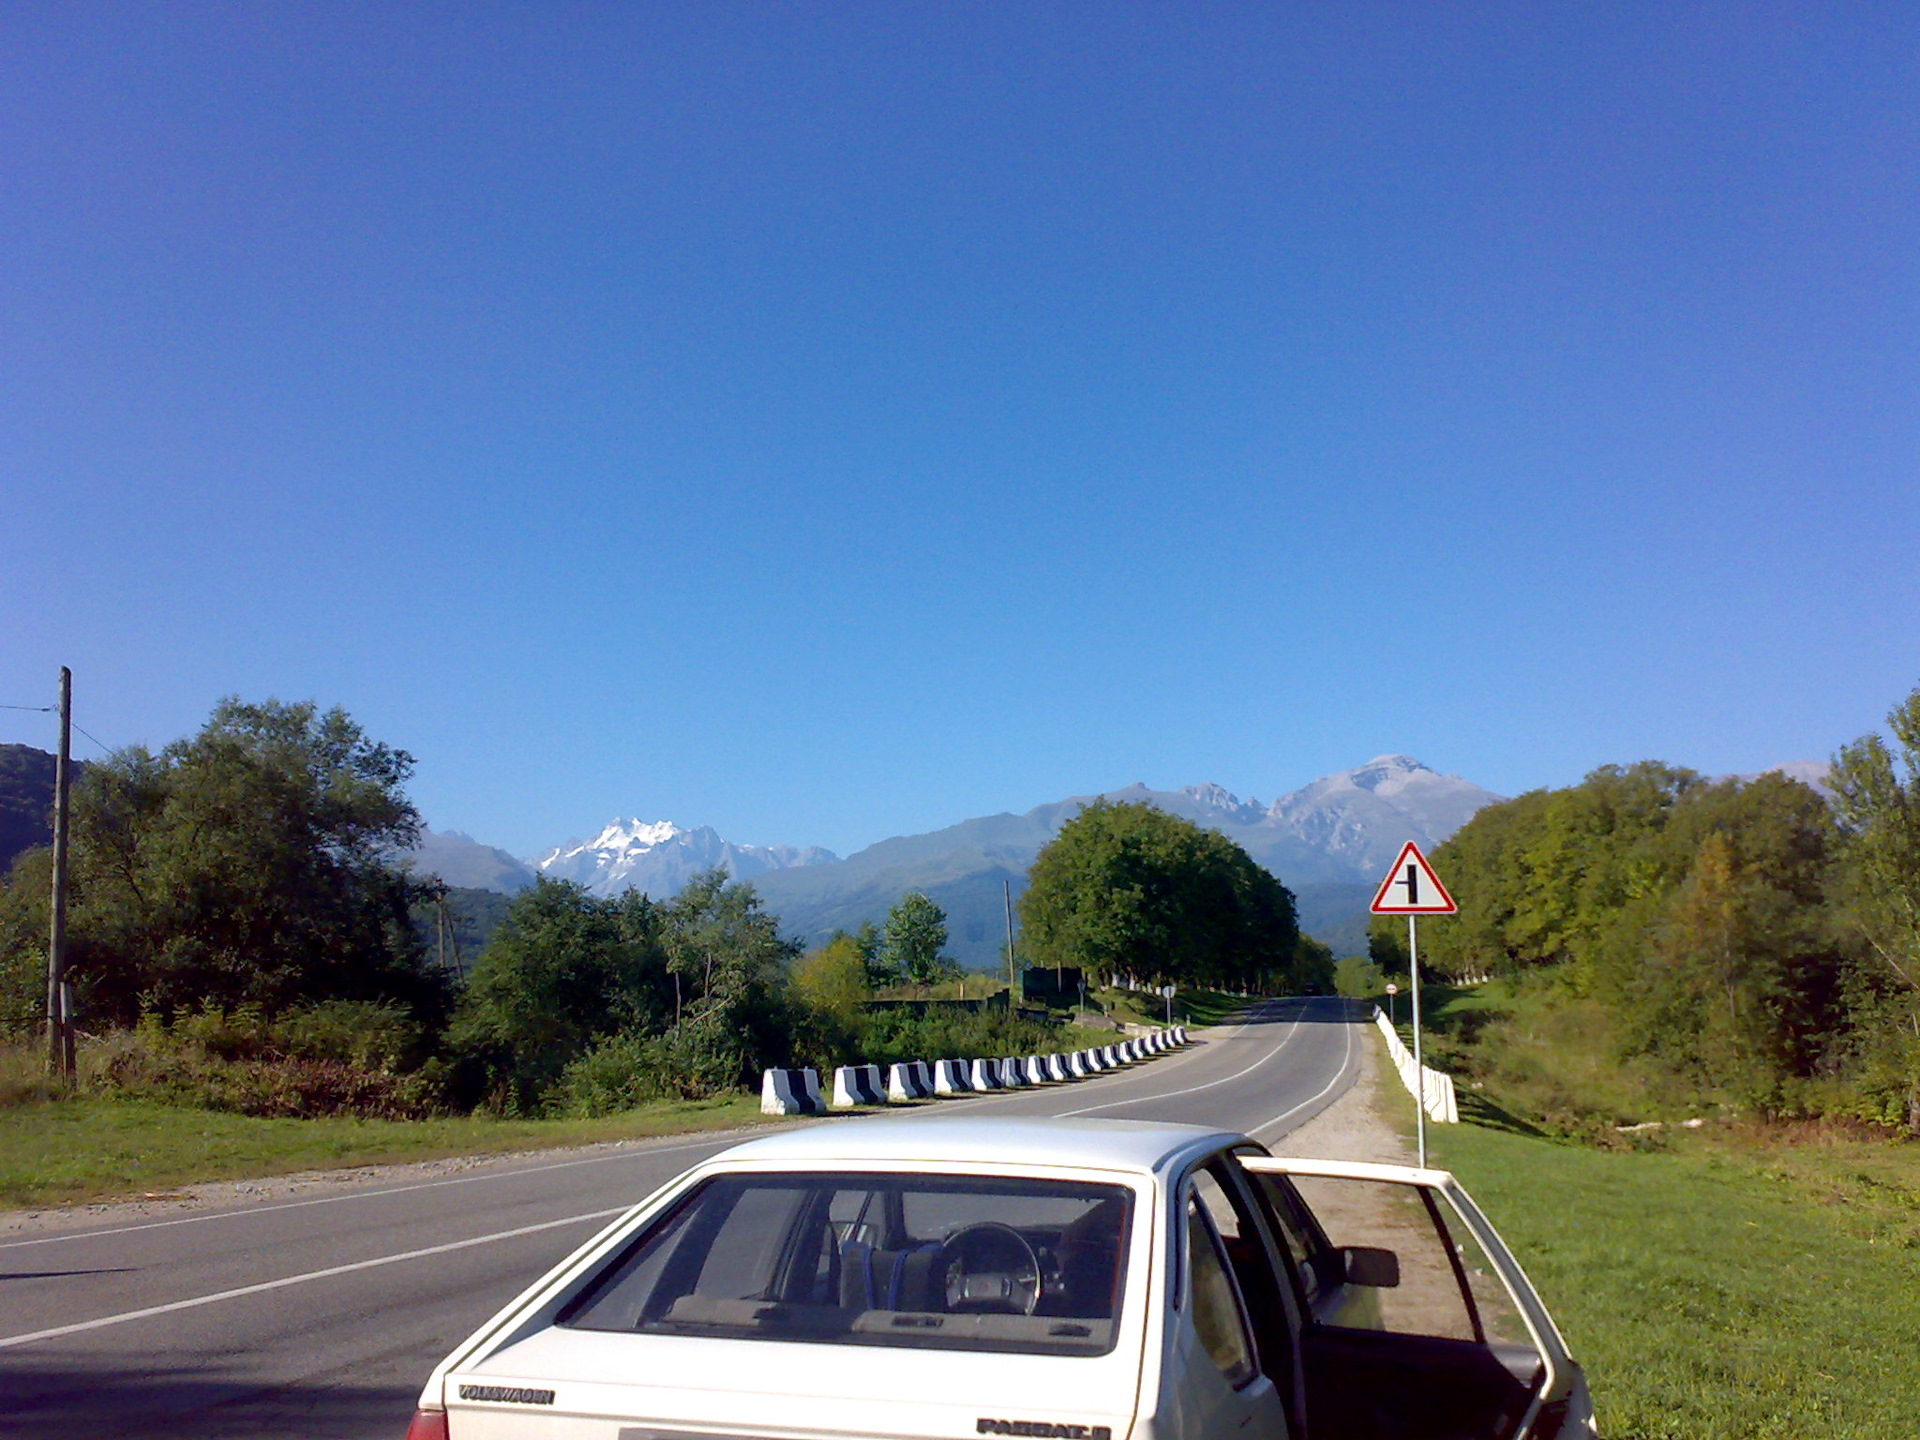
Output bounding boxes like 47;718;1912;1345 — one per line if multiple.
560;1170;1133;1356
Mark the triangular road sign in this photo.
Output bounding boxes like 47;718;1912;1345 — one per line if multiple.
1370;841;1457;914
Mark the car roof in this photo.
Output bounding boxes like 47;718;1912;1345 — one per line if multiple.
709;1115;1247;1178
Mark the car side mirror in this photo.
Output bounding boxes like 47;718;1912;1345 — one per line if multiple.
1341;1246;1400;1288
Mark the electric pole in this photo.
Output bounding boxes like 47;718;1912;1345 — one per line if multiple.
45;666;74;1080
1004;879;1017;1003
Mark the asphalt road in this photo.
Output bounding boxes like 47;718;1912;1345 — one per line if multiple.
0;995;1363;1439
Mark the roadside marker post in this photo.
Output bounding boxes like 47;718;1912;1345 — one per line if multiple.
1369;841;1458;1168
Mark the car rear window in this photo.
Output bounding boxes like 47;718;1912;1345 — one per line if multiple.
560;1171;1132;1356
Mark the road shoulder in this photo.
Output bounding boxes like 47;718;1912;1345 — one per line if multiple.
1267;1020;1413;1164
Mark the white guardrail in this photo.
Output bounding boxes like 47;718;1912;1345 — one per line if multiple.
1372;1007;1458;1123
760;1025;1192;1116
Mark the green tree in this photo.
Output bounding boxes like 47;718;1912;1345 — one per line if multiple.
1830;684;1920;1129
1367;917;1410;978
1291;933;1337;995
448;878;666;1110
791;933;873;1023
880;891;952;987
16;698;440;1025
1831;686;1920;998
655;869;801;1092
850;918;887;986
1019;800;1300;993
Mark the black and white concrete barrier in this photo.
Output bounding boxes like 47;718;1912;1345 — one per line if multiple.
933;1058;972;1095
969;1057;1002;1090
887;1061;933;1102
832;1063;888;1108
1022;1056;1049;1086
761;1067;825;1116
998;1057;1027;1088
1044;1053;1071;1082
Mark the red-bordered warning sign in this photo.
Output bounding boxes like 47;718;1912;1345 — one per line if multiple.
1370;841;1457;914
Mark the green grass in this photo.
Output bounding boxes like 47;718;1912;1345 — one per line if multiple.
1366;991;1920;1440
0;1093;770;1210
1424;1117;1920;1440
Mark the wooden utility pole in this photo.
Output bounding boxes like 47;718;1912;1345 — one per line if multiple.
45;666;74;1080
1004;880;1017;1002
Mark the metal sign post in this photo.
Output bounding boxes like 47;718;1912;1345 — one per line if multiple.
1409;913;1423;1167
1369;841;1457;1171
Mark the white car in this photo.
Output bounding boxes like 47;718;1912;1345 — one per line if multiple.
407;1117;1595;1440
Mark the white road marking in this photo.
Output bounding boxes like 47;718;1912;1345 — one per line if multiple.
1058;1000;1310;1117
1251;1003;1358;1138
0;1205;632;1351
0;1133;745;1251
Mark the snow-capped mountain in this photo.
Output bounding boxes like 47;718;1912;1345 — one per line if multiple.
1262;754;1504;879
535;819;839;899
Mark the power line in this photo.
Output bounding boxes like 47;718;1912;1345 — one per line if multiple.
2;704;113;755
71;723;114;756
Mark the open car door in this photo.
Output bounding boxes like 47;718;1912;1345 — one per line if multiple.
1234;1158;1593;1440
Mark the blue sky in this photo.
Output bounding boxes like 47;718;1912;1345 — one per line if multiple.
4;3;1915;859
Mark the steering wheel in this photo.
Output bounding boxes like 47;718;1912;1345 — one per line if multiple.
938;1222;1043;1315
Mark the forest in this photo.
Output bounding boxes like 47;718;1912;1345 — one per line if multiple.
1371;684;1920;1132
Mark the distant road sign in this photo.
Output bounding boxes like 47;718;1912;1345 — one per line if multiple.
1370;841;1458;915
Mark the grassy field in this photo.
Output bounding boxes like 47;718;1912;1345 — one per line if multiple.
1363;982;1920;1439
1427;1116;1920;1440
0;1018;1156;1210
0;1093;770;1210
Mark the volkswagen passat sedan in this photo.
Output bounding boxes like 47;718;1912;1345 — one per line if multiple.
407;1117;1595;1440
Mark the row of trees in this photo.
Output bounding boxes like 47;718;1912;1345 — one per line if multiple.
1374;684;1920;1128
1;697;1324;1116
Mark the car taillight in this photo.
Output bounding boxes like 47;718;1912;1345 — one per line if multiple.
404;1410;450;1440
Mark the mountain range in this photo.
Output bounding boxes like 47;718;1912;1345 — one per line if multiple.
406;755;1507;962
0;744;1831;966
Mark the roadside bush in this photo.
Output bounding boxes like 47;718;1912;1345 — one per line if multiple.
552;1010;777;1116
86;1027;444;1119
851;1007;1068;1071
273;999;419;1071
550;1031;679;1116
0;1042;66;1107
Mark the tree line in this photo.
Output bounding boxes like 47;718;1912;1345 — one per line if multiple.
0;697;1319;1118
1371;683;1920;1131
